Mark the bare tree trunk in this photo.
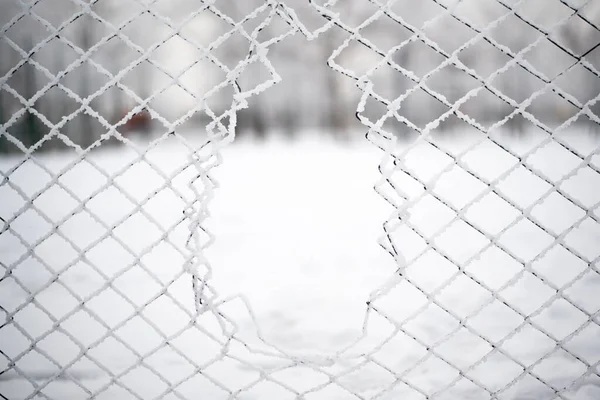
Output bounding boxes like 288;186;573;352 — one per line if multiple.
252;106;267;139
22;37;43;149
0;84;6;154
48;49;66;150
324;33;348;139
79;20;95;148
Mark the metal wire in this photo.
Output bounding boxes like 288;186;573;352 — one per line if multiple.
1;0;599;399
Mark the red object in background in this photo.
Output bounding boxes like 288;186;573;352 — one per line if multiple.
119;108;151;134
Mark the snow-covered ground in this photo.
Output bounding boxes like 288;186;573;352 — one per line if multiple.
1;129;599;399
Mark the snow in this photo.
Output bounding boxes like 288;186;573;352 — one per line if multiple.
1;130;599;399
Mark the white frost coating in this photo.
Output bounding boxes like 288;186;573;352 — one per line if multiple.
1;0;600;399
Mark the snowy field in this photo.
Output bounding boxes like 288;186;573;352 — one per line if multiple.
1;129;600;399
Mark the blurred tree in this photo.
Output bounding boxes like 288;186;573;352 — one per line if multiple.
21;37;44;149
0;86;6;153
324;29;349;137
78;16;96;148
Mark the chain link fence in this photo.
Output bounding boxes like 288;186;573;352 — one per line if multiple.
1;0;600;399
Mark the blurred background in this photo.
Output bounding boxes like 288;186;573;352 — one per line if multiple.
1;0;599;154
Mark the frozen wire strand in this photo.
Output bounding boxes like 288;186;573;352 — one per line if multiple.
183;3;292;315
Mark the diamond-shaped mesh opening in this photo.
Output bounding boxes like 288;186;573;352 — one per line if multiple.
388;0;445;28
359;14;413;54
517;0;574;32
555;62;600;104
426;64;481;104
403;356;460;396
31;0;79;29
89;36;139;76
326;0;379;29
211;31;256;71
527;91;581;129
465;192;521;236
532;349;588;391
119;13;175;52
489;12;543;54
392;39;446;79
423;12;478;54
90;0;145;27
5;60;51;100
453;0;509;31
458;37;512;79
492;64;546;104
61;60;111;99
397;88;452;129
459;88;513;129
4;110;52;149
565;269;600;314
333;39;386;78
530;191;586;235
554;12;600;57
177;8;231;47
150;0;209;26
532;244;588;287
2;13;49;53
370;61;415;102
35;85;82;126
525;37;578;80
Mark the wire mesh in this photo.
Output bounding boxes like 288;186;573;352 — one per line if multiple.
1;0;599;399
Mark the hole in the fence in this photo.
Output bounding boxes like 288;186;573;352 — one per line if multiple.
207;31;395;352
209;139;394;352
